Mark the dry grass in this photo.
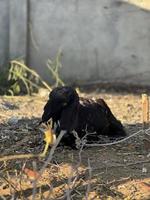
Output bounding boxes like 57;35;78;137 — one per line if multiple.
0;91;150;199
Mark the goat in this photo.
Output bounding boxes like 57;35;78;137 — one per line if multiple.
40;86;126;148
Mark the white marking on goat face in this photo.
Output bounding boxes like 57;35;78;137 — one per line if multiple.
79;100;86;106
53;122;57;132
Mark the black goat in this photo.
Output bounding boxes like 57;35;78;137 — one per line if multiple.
41;86;126;148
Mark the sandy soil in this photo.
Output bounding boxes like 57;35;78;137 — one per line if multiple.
0;90;150;199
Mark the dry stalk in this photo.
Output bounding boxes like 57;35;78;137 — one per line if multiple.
27;131;65;199
0;125;54;162
33;130;65;182
0;131;65;199
142;94;149;128
44;184;54;200
19;162;27;200
85;158;92;200
47;59;64;87
0;174;18;193
85;127;150;147
32;161;38;200
11;60;52;92
60;132;87;200
106;176;131;186
0;153;43;162
66;168;73;200
93;159;150;170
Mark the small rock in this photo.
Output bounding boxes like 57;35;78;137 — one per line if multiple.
8;116;20;125
2;102;18;110
1;135;10;140
147;153;150;158
142;167;147;173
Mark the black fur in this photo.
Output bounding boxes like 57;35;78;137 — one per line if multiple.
41;86;126;148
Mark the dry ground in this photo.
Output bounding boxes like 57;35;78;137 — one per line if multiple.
0;89;150;199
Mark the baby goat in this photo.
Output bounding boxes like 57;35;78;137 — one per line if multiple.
41;86;126;148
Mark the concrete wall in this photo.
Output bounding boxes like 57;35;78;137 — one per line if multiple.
0;0;27;69
0;0;150;85
0;0;9;68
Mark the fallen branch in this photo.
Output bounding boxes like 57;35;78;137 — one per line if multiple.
106;176;131;186
85;128;150;147
34;130;65;181
0;153;43;162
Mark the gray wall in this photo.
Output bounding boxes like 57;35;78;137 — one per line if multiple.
0;0;9;68
1;0;150;85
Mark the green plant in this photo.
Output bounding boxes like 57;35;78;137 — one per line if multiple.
8;60;51;95
7;50;65;95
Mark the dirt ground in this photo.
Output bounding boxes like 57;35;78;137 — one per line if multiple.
0;89;150;199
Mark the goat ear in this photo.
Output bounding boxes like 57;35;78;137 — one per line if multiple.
41;100;52;123
59;100;78;132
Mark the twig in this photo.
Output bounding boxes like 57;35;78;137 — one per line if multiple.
0;125;55;162
47;60;64;86
19;162;27;199
34;130;65;181
106;176;131;186
85;128;150;147
126;159;150;166
0;153;42;162
0;129;147;161
66;170;73;200
93;159;150;170
32;161;38;200
85;158;92;200
0;175;18;193
61;133;86;200
0;131;64;199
